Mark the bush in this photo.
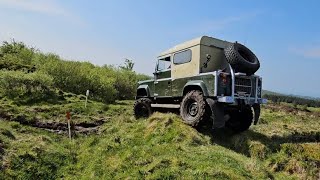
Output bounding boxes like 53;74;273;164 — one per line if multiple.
112;69;151;100
0;40;152;103
0;71;55;103
39;57;117;103
0;41;36;72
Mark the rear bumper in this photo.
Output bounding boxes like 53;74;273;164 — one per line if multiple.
217;96;267;105
215;64;267;106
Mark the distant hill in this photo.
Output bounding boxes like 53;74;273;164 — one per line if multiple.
262;90;283;96
262;90;320;107
263;90;320;100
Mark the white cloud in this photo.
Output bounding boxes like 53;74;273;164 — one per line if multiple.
0;0;67;15
0;0;84;25
290;47;320;58
302;48;320;58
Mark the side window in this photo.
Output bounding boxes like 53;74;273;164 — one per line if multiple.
173;49;192;64
157;57;171;71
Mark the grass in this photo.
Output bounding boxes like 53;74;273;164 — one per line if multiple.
0;94;319;179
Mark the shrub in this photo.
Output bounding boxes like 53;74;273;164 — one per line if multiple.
0;71;55;103
113;69;150;100
0;41;36;72
39;57;117;103
0;40;151;103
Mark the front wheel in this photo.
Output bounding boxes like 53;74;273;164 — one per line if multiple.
180;90;206;126
133;98;152;119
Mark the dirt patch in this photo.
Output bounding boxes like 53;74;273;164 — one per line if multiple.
36;118;110;135
0;143;4;155
0;111;110;135
0;110;12;120
265;104;318;117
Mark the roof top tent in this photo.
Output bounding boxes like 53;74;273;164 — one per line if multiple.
157;36;233;79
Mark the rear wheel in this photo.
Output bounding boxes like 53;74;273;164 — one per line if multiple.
225;107;253;133
134;98;152;119
206;98;225;129
180;90;206;126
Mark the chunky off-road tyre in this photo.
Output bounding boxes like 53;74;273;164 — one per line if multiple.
180;90;206;126
224;42;260;75
206;98;225;129
225;107;253;133
134;98;152;119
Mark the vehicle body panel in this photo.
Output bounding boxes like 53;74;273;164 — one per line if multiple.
136;36;266;106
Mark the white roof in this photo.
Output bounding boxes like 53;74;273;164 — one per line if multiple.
158;36;231;58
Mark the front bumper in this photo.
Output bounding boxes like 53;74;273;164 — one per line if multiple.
217;96;267;105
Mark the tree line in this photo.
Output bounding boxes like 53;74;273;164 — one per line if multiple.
263;94;320;107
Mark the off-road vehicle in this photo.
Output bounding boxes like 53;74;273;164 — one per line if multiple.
134;36;267;132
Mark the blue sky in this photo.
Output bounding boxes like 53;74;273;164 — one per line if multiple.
0;0;320;97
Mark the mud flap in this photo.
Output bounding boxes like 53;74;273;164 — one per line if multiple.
253;104;261;125
206;98;225;129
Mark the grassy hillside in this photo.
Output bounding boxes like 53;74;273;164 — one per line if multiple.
0;93;319;179
0;40;319;179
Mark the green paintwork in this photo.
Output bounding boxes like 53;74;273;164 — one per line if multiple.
154;69;172;97
172;74;215;97
137;80;154;97
155;79;171;97
138;73;216;98
155;69;171;79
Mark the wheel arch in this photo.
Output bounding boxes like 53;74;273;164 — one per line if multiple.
182;81;209;96
136;85;150;98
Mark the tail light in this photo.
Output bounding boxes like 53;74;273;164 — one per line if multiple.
219;73;228;85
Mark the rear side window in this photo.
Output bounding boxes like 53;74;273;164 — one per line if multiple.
173;49;192;64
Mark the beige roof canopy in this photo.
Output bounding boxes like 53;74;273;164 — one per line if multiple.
158;36;232;58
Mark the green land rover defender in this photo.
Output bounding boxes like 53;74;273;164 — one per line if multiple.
134;36;267;132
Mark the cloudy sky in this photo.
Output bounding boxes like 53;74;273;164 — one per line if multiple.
0;0;320;97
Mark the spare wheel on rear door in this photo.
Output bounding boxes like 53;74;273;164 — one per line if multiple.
224;42;260;75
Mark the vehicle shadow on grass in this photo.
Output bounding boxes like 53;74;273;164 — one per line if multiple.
196;120;320;157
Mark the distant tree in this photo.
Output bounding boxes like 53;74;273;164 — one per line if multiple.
119;58;134;71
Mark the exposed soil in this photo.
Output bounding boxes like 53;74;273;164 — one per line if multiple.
0;112;110;135
35;119;109;135
265;103;320;117
0;143;4;155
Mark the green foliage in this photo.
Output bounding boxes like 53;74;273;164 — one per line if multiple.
0;41;36;72
119;58;134;71
0;71;55;103
0;40;152;103
39;58;117;103
112;69;150;100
